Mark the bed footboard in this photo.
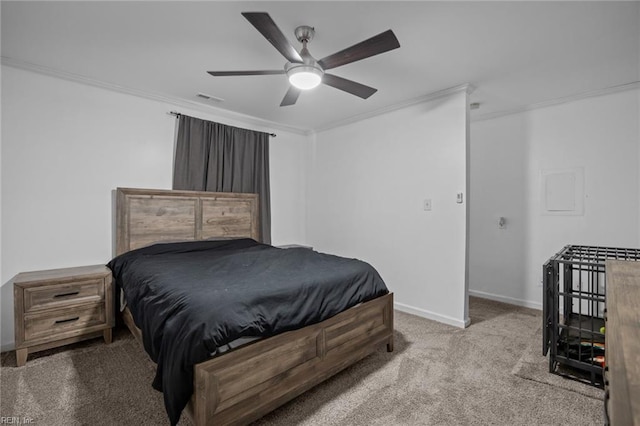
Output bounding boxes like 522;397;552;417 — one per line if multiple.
187;293;394;425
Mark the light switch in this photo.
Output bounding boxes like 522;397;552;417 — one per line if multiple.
423;199;432;211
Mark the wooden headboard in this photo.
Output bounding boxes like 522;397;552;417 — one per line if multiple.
115;188;259;255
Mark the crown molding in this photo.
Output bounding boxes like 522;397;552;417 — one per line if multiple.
1;56;311;136
3;56;479;135
472;80;640;122
14;53;631;134
312;83;476;134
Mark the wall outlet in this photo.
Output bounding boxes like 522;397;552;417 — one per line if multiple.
423;199;432;211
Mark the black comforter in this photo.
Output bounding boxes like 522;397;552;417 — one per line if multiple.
107;239;388;425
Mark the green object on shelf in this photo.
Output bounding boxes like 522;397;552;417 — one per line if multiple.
600;326;605;334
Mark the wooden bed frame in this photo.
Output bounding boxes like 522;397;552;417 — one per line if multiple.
115;187;394;425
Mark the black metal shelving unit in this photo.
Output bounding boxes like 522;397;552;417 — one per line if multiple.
543;244;640;386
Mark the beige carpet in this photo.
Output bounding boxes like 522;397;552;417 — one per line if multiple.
1;298;604;425
511;328;604;401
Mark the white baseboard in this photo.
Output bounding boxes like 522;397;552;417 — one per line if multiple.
1;341;15;353
468;289;542;310
394;302;470;328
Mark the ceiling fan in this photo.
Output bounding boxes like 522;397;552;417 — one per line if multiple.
207;12;401;106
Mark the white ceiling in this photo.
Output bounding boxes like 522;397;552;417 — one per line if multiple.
2;1;639;133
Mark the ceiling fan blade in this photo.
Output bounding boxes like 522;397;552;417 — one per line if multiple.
207;70;285;77
280;86;301;106
318;30;400;70
242;12;303;64
322;74;377;99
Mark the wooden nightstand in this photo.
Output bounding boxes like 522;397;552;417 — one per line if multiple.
13;265;114;367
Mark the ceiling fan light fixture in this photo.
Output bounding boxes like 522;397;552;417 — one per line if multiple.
208;13;401;106
287;64;323;90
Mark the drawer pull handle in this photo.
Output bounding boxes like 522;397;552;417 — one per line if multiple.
54;291;80;298
55;317;79;324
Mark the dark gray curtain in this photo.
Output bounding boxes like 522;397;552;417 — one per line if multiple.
173;115;271;244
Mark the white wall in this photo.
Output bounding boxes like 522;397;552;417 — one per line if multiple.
470;89;640;308
0;66;311;350
307;90;470;327
269;130;310;246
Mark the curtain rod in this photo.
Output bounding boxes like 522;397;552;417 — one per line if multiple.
168;111;276;137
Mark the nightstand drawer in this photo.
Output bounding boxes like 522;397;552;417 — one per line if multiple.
23;279;104;313
24;303;106;342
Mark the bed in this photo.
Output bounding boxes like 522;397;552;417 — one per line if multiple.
111;187;394;425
